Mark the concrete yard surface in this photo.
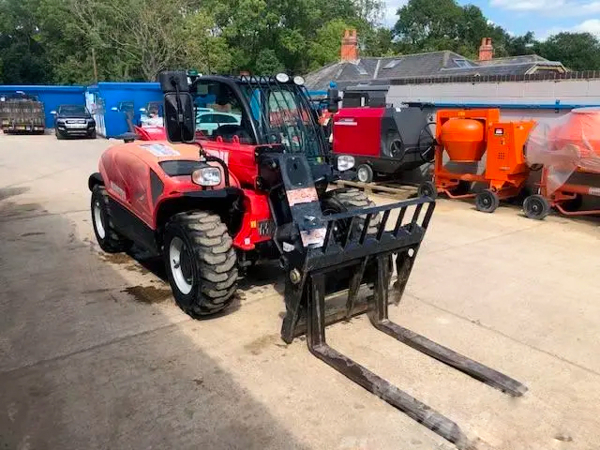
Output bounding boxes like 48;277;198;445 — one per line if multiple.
1;134;599;450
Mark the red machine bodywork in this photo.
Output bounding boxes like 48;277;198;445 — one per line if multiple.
98;140;272;251
332;107;384;159
331;105;434;176
134;125;167;141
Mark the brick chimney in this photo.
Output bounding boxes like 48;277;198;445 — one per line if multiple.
479;37;494;61
341;29;358;61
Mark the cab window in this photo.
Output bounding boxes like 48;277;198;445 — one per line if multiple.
193;81;254;144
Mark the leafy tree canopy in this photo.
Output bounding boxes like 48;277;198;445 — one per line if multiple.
0;0;598;84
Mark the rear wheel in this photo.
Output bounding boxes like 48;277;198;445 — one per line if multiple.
356;164;374;183
418;181;437;199
163;211;238;317
523;194;550;220
91;185;132;253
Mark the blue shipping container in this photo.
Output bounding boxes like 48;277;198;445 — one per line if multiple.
0;85;86;128
86;82;162;138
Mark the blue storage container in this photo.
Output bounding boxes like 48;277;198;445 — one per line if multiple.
0;85;86;128
86;82;162;138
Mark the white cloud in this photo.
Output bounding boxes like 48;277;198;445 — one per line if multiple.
490;0;600;16
538;19;600;39
573;19;600;35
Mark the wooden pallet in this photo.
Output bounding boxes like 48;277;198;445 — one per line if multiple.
334;179;418;200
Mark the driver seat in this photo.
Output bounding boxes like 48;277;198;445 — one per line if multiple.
213;124;252;144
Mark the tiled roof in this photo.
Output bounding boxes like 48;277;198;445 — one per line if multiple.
304;51;565;90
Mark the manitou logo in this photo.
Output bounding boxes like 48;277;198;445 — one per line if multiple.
204;149;229;165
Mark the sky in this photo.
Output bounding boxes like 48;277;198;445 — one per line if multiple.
382;0;600;40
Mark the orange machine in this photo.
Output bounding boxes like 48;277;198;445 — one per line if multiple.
523;107;600;219
425;109;535;213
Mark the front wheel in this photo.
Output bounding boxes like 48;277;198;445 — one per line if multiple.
163;211;238;317
91;185;132;253
475;189;500;213
356;164;374;183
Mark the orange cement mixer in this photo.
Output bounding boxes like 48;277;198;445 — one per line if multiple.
439;117;487;162
421;108;535;213
523;107;600;219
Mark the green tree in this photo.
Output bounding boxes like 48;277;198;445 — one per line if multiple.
393;0;463;52
506;31;537;57
392;0;510;57
308;19;353;70
182;10;233;75
0;0;52;84
254;48;284;74
535;32;600;71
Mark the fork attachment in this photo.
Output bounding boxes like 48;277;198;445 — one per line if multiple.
263;153;527;448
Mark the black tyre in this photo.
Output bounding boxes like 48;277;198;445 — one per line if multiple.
91;185;132;253
163;211;238;317
475;189;500;213
322;188;380;239
321;189;390;294
356;164;374;183
55;129;64;140
523;194;550;220
418;181;437;199
89;130;97;139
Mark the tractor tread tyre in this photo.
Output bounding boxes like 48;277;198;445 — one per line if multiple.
164;211;238;318
325;188;380;235
91;185;132;253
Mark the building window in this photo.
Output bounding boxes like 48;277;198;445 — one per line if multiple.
383;59;402;69
453;59;472;68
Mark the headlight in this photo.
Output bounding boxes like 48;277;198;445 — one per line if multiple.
275;73;289;83
192;167;221;186
293;76;305;86
337;155;355;171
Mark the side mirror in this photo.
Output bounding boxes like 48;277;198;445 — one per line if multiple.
50;110;57;115
111;106;118;112
327;88;340;113
139;108;146;113
163;92;195;143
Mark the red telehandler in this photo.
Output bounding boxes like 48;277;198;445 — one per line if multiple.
89;71;526;448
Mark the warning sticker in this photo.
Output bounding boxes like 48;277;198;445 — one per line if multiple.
300;228;326;248
286;187;318;206
140;143;180;157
